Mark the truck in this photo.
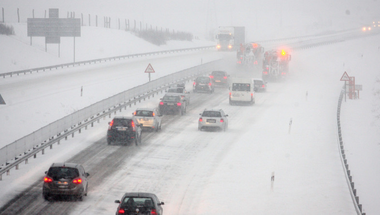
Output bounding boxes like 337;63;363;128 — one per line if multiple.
262;49;291;81
215;26;245;51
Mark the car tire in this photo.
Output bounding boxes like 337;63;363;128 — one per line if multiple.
43;193;50;201
198;126;202;131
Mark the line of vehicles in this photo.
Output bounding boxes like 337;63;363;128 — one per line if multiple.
40;64;270;214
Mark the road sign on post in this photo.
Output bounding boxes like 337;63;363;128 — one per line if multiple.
340;71;350;102
145;63;155;82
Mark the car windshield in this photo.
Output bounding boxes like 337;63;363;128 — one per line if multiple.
163;96;180;102
196;77;210;84
212;71;225;76
135;110;154;117
254;80;263;85
47;167;79;180
202;111;222;117
122;197;155;208
167;88;184;93
232;83;251;91
113;119;131;127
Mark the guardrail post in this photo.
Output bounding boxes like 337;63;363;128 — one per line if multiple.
58;140;60;145
0;174;2;180
34;153;37;158
91;122;94;127
42;149;45;155
79;128;81;133
16;164;19;170
65;136;68;140
356;196;359;204
25;158;28;164
7;170;10;175
85;125;87;130
72;133;74;137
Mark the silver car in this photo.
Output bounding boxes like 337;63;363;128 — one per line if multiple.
166;86;191;105
198;109;228;131
133;108;162;132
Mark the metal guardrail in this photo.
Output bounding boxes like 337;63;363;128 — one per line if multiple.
337;88;365;215
0;46;215;78
0;59;223;179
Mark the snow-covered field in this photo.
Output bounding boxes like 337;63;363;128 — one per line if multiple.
1;0;380;214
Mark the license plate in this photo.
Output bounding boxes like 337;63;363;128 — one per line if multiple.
232;93;240;97
167;103;174;105
215;80;221;82
117;127;127;131
207;119;216;123
143;118;150;121
57;181;68;185
58;186;67;189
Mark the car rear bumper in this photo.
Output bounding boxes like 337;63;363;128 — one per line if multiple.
43;184;84;196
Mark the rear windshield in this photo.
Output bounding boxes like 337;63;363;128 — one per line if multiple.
167;88;184;93
196;77;210;83
211;71;225;76
122;197;155;208
47;167;79;180
135;110;154;117
202;111;222;117
163;95;180;101
254;80;263;85
232;83;251;91
113;119;132;127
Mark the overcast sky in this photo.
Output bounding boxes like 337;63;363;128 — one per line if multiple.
1;0;379;39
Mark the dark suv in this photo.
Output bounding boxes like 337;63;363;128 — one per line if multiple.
115;192;164;215
159;93;187;115
42;163;89;201
107;116;142;145
193;76;214;93
209;71;229;87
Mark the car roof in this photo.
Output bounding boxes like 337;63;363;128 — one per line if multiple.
113;116;134;119
164;93;182;97
122;192;157;198
135;108;156;111
253;78;264;81
211;70;227;74
203;108;223;112
50;163;80;168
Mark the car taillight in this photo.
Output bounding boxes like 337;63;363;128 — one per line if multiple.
131;121;136;132
133;111;136;116
109;120;114;127
118;209;125;214
199;118;203;122
266;67;269;70
73;178;82;184
44;176;53;183
281;72;287;75
229;92;231;97
254;61;258;64
177;102;182;106
151;209;157;215
209;75;214;79
251;93;254;98
208;82;212;86
263;71;268;75
152;112;155;117
220;119;224;123
223;76;227;79
159;101;164;105
262;84;265;88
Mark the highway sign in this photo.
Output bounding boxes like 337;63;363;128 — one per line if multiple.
145;64;155;73
340;71;350;81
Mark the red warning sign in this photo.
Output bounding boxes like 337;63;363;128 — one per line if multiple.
340;71;349;81
145;63;155;73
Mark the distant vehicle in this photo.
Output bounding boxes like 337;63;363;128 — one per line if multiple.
133;108;162;132
193;76;214;93
262;49;291;81
42;163;89;201
215;26;245;51
115;192;164;215
159;93;187;115
229;77;255;105
209;71;229;87
198;109;229;131
166;84;191;105
107;116;142;145
253;78;267;92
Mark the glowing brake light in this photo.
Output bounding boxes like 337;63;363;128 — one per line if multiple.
159;101;164;105
254;61;258;64
72;178;82;184
177;102;182;106
133;111;136;116
151;209;157;215
262;84;265;88
208;82;212;86
263;71;268;75
193;82;196;86
199;118;203;122
281;72;287;75
118;209;125;214
109;120;114;127
251;93;254;98
216;45;221;49
220;119;224;123
281;50;286;56
152;112;155;117
223;76;227;79
209;75;214;79
228;45;232;49
44;177;53;183
131;120;136;131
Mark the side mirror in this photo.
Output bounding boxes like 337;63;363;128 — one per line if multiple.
115;200;121;204
160;98;163;100
132;112;135;116
85;173;90;177
108;122;111;125
45;171;48;174
225;114;229;117
158;202;165;206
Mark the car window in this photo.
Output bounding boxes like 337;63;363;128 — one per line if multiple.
47;167;80;180
202;111;222;117
212;71;226;76
163;96;180;101
122;197;155;208
232;83;251;91
113;119;131;127
254;80;262;85
135;110;153;117
196;77;210;83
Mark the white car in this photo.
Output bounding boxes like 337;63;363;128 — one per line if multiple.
166;85;191;105
198;109;228;131
133;108;162;132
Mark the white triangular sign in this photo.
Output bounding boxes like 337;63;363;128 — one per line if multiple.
340;72;349;81
145;64;155;73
